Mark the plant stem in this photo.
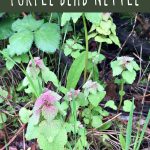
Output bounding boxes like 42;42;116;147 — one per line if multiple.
118;80;124;112
82;14;89;83
98;42;102;54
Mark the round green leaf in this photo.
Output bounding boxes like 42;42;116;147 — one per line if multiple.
34;23;60;53
8;30;33;56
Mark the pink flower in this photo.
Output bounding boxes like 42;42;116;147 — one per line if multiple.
32;90;61;124
29;57;44;69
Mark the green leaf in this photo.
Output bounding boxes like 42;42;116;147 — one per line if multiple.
38;120;67;150
122;70;136;84
92;116;102;128
0;87;8;103
7;30;33;56
88;92;106;107
126;63;134;72
111;61;123;76
66;52;86;89
119;133;126;150
21;54;29;63
136;110;150;150
88;33;97;40
85;13;102;25
123;100;135;112
131;61;140;71
0;113;7;123
6;59;15;70
0;19;13;40
19;107;32;124
41;67;59;87
12;14;44;32
125;100;134;150
25;116;40;140
105;100;117;110
95;36;112;44
61;13;82;26
109;34;121;47
34;23;60;53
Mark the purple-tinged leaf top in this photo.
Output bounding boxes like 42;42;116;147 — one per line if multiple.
32;90;61;124
66;89;80;101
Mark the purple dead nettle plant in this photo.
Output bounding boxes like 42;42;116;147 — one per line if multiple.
29;57;45;69
32;89;62;124
83;80;105;96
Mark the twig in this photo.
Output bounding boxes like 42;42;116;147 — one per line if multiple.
0;124;26;150
118;13;138;55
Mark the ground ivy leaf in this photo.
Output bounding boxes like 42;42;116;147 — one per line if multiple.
122;70;136;84
34;23;60;53
12;14;44;32
105;100;117;110
7;30;33;56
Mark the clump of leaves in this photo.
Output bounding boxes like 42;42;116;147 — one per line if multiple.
88;13;120;47
111;56;140;84
23;90;68;150
22;57;59;96
3;14;60;56
63;38;84;58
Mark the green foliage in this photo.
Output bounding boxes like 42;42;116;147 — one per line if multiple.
8;30;34;56
19;107;32;124
123;100;135;112
111;56;140;84
0;12;144;150
63;38;84;58
12;14;44;32
105;100;117;110
92;116;102;128
22;57;59;96
0;87;8;103
119;133;126;150
0;113;7;124
34;23;60;53
88;13;120;47
4;14;60;56
125;100;134;150
85;13;102;25
61;13;102;26
67;52;85;89
0;19;13;40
